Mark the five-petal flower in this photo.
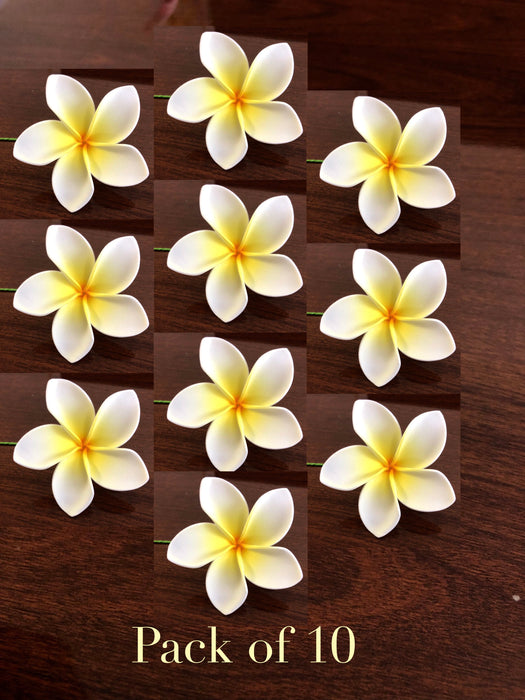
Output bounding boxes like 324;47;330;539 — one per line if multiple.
320;96;455;233
167;184;303;322
13;225;149;363
320;248;456;386
13;379;149;517
168;477;303;614
167;31;303;169
14;74;149;212
167;337;303;471
320;400;456;537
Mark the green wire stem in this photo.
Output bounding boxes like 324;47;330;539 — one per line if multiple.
306;158;324;163
0;137;16;141
154;95;170;99
154;247;171;252
154;400;171;404
307;311;323;316
154;540;171;544
0;288;17;292
0;441;17;446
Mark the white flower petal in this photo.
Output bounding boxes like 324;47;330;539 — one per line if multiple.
167;230;231;275
51;298;94;363
206;256;248;322
88;389;140;449
14;271;76;316
241;407;302;449
46;378;95;440
88;85;140;144
242;348;294;407
395;107;447;166
167;522;231;568
241;254;302;297
14;425;77;469
352;249;402;312
320;294;384;340
242;547;302;589
199;337;249;399
358;167;400;234
199;476;249;538
167;383;231;428
242;43;294;101
200;32;249;94
320;141;384;187
241;101;303;144
241;488;294;546
352;96;401;159
167;77;230;123
358;322;401;387
394;166;455;208
242;195;294;254
13;120;77;165
88;236;140;295
86;448;149;491
394;410;447;470
358;471;400;538
352;400;401;463
394;469;456;512
46;225;95;288
206;409;248;472
52;147;94;213
87;144;149;187
206;104;248;169
87;295;149;337
206;548;247;615
52;450;94;517
320;445;384;490
394;319;456;361
199;184;249;246
46;74;95;137
395;260;447;319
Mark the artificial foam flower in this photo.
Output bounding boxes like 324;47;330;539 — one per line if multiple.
13;74;149;212
320;399;456;537
13;379;149;517
167;31;303;169
167;337;302;471
13;225;149;363
168;477;303;614
167;184;303;322
320;248;455;387
320;96;455;234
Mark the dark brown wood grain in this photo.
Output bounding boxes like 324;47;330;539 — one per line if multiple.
154;333;306;471
0;374;153;700
154;28;306;180
154;181;306;333
0;0;153;69
0;220;153;373
307;92;460;244
0;71;153;219
307;244;460;394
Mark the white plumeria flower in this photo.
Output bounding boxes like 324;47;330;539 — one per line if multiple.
320;96;455;234
320;248;455;387
320;400;456;537
167;32;303;170
167;184;303;322
13;74;149;212
13;225;149;363
167;337;303;471
168;477;303;614
13;379;149;517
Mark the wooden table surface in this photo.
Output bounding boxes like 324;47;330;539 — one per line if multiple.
0;1;523;699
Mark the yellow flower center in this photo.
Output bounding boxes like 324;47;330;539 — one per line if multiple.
77;133;91;149
231;243;245;262
383;154;398;173
77;285;91;302
231;535;245;553
383;307;398;324
76;436;92;456
230;91;244;108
